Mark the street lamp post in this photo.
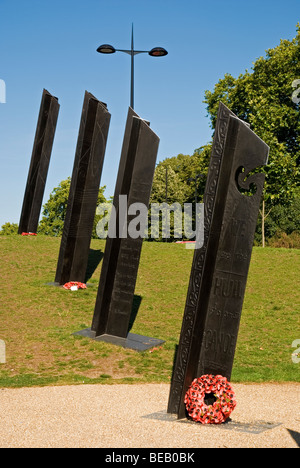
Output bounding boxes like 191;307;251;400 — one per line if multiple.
188;174;204;206
97;25;168;109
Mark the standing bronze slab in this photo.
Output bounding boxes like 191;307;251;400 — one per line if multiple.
55;91;110;285
75;108;164;351
19;89;60;234
90;107;140;337
168;103;269;418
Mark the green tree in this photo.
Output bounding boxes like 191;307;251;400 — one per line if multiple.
38;178;106;237
204;25;300;245
149;147;211;241
150;164;187;205
264;192;300;238
151;146;212;206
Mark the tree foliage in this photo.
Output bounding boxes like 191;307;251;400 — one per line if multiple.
38;178;106;237
150;25;300;244
203;25;300;206
151;146;212;206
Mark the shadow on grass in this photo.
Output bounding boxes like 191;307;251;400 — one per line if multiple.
84;248;143;335
127;295;143;333
85;249;104;283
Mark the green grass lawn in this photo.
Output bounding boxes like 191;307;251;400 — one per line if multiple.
0;235;299;387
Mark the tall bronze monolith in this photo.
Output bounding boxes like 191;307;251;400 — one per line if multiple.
19;89;60;234
75;108;165;351
168;103;269;418
55;91;110;285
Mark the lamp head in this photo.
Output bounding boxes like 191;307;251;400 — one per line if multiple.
149;47;168;57
97;44;116;54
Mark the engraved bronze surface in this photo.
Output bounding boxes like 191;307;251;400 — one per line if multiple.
19;89;60;235
55;91;110;285
168;103;269;418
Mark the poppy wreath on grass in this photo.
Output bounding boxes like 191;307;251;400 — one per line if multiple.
184;374;237;424
63;282;87;290
21;232;37;236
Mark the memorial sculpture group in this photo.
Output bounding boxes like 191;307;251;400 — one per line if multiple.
19;91;269;419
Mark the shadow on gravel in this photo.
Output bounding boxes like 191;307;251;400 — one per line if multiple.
287;429;300;447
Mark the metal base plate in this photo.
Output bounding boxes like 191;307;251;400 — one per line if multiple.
74;327;165;352
143;411;282;434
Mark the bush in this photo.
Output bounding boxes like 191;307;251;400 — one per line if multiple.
0;222;19;235
255;196;300;246
268;231;300;249
265;198;300;237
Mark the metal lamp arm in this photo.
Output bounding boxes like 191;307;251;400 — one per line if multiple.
116;49;149;55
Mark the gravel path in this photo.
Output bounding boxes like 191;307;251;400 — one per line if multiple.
0;383;299;448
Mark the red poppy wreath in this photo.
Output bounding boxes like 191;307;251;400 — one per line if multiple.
184;374;236;424
63;281;87;290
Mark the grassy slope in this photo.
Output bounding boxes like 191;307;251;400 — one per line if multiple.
0;235;299;387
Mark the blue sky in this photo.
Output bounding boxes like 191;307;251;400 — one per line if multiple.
0;0;299;227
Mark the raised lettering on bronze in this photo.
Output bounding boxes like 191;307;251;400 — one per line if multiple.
213;276;243;299
204;329;236;357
